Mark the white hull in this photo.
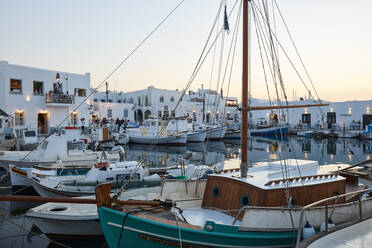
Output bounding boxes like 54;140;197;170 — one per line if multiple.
30;178;89;198
240;197;372;229
26;216;102;239
0;151;119;170
224;130;241;139
205;126;227;141
9;165;30;188
129;132;187;146
26;187;161;238
187;131;206;142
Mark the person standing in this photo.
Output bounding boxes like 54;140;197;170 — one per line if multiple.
80;118;86;134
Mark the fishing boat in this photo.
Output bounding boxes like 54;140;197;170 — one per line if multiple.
223;129;241;139
0;135;121;170
93;0;369;246
250;123;289;137
187;130;207;142
95;157;372;247
29;161;162;197
9;163;91;191
194;123;227;141
127;118;187;146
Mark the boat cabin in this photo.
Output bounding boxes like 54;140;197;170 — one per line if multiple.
202;160;346;211
18;129;38;146
85;161;143;182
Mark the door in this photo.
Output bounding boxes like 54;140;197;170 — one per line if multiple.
37;113;48;134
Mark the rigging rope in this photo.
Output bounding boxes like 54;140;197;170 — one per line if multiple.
21;0;187;161
223;0;243;121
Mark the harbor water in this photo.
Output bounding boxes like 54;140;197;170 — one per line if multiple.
0;136;371;247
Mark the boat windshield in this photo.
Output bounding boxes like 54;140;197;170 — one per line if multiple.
24;130;36;137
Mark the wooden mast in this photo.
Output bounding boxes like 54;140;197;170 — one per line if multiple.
241;0;250;178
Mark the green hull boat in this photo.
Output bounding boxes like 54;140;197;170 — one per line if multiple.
98;206;297;248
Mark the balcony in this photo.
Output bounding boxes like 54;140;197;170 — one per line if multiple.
225;103;239;107
46;93;75;106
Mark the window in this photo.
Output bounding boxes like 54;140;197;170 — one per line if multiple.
33;81;43;95
107;109;112;118
129;98;134;104
158;111;162;118
74;88;86;97
94;99;98;102
24;130;36;137
137;98;141;106
171;110;175;117
123;98;127;103
101;99;106;102
123;109;128;118
193;112;197;121
159;96;164;102
117;100;122;103
70;112;78;126
108;99;113;103
170;96;174;102
10;79;22;94
14;112;24;126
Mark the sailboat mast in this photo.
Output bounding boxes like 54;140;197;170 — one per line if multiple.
241;0;250;178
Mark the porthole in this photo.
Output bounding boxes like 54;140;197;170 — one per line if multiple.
240;195;250;206
212;186;220;198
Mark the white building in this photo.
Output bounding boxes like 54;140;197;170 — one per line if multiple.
0;61;92;133
92;102;135;122
249;98;372;131
93;85;240;125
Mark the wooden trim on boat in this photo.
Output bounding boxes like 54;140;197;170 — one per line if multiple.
11;166;27;176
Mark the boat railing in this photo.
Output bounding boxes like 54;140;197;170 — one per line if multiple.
295;187;372;248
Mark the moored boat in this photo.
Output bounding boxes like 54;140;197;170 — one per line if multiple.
186;130;206;142
127;119;187;146
30;161;162;197
250;124;289;137
0;136;120;170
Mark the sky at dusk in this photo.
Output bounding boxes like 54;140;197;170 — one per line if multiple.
0;0;371;102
